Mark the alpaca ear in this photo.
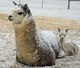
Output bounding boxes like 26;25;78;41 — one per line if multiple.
23;4;28;12
13;1;17;5
58;28;61;32
65;29;69;33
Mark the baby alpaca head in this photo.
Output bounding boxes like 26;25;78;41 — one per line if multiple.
58;28;69;40
8;2;29;24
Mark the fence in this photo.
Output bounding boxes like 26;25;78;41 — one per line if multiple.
68;0;80;9
25;0;67;9
0;0;80;13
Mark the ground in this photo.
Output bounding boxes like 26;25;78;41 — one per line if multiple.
0;14;80;68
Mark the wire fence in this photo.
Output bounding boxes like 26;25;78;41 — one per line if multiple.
0;0;68;13
25;0;68;9
0;0;80;13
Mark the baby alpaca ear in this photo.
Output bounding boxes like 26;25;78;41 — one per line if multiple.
65;29;69;33
58;28;61;32
13;1;17;5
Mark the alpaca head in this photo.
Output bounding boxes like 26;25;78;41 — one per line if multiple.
8;2;29;24
58;28;69;41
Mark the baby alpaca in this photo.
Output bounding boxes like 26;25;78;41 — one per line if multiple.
58;28;79;56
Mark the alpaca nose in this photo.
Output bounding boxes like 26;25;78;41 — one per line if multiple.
8;15;13;21
62;37;63;40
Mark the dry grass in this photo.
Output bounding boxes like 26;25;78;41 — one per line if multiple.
0;13;80;31
34;16;80;31
0;13;8;20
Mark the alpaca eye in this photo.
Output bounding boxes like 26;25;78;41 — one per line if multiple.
18;12;23;15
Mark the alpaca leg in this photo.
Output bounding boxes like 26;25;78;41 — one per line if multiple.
16;54;27;65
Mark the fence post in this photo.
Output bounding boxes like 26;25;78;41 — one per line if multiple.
42;0;43;8
19;0;21;4
68;0;70;9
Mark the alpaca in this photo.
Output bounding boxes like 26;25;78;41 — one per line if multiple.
8;2;64;66
58;28;79;56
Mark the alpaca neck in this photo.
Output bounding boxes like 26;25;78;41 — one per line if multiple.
59;38;65;49
14;14;38;53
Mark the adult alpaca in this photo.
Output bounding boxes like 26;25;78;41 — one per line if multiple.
8;2;65;66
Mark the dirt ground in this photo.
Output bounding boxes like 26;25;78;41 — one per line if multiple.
0;14;80;68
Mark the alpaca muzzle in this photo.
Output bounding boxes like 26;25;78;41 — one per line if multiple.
8;15;13;21
62;38;63;40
